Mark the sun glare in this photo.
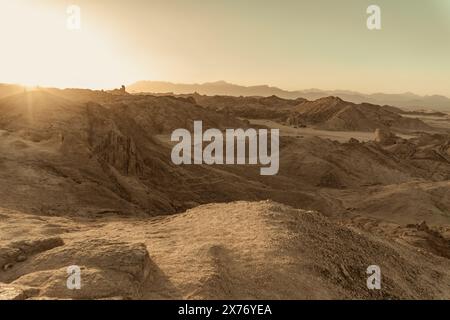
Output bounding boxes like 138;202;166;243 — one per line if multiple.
0;0;135;89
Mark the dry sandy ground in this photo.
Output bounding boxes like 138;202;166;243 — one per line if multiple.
248;119;416;142
1;201;449;300
402;113;450;131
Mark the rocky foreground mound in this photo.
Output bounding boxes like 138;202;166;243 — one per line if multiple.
1;201;449;300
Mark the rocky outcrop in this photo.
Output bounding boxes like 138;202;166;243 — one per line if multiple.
286;112;306;127
0;283;39;300
0;237;64;271
96;131;144;176
1;239;153;299
374;128;398;145
87;102;144;176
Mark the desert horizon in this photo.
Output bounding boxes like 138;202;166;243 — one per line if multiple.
3;79;450;111
5;79;450;98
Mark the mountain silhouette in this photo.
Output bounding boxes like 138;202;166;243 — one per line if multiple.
128;80;450;112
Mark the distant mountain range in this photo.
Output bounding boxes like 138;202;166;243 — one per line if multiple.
128;81;450;112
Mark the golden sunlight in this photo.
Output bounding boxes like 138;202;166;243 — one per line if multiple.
0;0;135;89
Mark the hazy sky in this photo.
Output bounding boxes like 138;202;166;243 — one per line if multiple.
0;0;449;96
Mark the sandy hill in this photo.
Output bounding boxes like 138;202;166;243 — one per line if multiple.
1;201;449;300
192;95;432;133
293;97;431;132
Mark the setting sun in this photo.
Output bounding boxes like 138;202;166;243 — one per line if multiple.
0;0;142;89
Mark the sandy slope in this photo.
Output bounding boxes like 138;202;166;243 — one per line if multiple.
1;201;449;300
